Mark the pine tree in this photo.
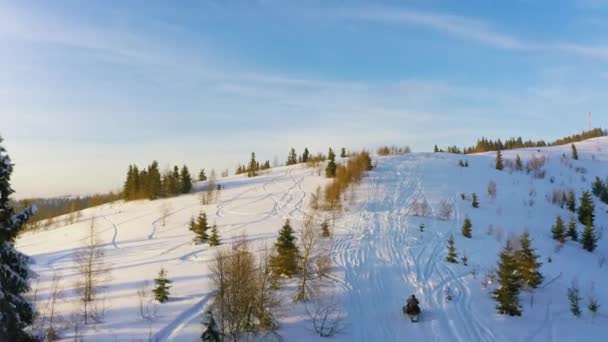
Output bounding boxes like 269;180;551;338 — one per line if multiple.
325;148;337;178
287;148;298;165
551;215;566;243
577;191;595;226
247;152;258;177
581;221;598;252
493;241;522;316
515;154;523;171
192;212;209;243
567;281;582;317
472;193;479;208
495;150;504;170
446;234;458;263
567;217;578;241
147;161;163;199
567;191;576;212
201;310;221;342
340;147;347;158
199;168;207;181
0;137;38;341
592;177;605;197
461;217;472;238
321;220;331;238
180;165;193;194
516;232;543;289
302;148;310;163
601;188;608;204
271;219;300;277
571;144;578;160
153;267;172;303
208;225;221;247
434;145;439;153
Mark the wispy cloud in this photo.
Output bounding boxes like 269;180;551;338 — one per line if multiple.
342;7;608;61
347;8;530;50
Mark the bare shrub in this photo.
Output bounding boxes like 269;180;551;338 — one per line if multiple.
495;227;503;242
137;281;157;321
305;296;346;338
410;196;432;217
486;224;494;236
436;199;454;220
295;216;319;302
526;155;546;179
487;181;497;201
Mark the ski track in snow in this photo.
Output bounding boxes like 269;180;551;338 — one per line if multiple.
332;156;495;341
153;293;213;342
101;215;120;249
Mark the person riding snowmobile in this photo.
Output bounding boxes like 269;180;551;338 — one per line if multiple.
405;294;421;316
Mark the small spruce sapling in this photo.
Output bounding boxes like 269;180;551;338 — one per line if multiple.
567;281;582;317
461;217;472;238
153;267;172;303
446;234;458;263
472;193;479;208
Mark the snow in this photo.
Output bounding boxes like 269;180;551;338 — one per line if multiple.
16;137;608;341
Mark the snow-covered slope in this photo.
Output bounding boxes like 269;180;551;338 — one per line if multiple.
17;137;608;341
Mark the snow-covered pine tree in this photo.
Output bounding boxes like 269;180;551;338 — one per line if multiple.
567;281;582;317
516;231;543;289
551;215;566;243
446;234;458;263
153;267;172;303
581;221;598;252
472;193;479;208
270;219;301;277
201;310;221;342
461;217;473;238
0;137;38;341
493;241;522;316
571;144;578;160
325;148;337;178
495;150;504;170
567;217;578;241
577;191;595;226
208;225;221;247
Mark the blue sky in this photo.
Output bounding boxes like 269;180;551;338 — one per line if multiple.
1;0;607;197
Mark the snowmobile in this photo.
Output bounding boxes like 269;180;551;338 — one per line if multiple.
403;295;421;322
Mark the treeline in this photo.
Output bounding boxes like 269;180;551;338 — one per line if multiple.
18;192;121;231
123;162;193;201
377;145;412;156
434;128;607;154
235;152;271;176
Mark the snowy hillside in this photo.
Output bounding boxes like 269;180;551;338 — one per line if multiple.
17;137;608;341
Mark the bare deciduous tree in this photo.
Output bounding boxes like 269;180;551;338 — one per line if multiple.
410;196;432;217
73;218;109;325
294;216;319;302
436;199;454;220
209;238;279;341
305;296;346;338
488;181;497;201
